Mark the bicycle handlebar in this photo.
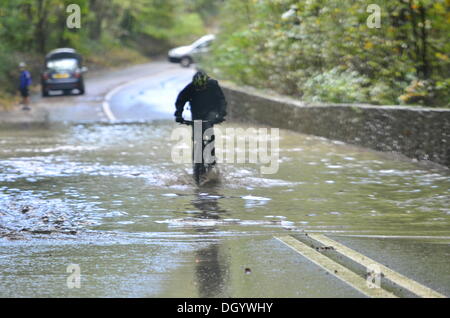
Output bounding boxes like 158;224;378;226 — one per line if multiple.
179;119;216;126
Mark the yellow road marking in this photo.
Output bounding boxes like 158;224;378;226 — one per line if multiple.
275;236;397;298
309;234;446;298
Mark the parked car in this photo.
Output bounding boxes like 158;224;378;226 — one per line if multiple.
41;48;87;97
168;34;215;68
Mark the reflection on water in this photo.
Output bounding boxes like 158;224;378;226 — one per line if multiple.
191;187;228;298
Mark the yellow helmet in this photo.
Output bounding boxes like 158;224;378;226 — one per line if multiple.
193;71;209;89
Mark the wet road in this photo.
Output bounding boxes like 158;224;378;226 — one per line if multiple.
0;62;449;297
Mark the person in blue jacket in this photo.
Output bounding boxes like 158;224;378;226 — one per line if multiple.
19;62;32;111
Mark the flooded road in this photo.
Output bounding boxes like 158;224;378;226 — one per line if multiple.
0;63;449;297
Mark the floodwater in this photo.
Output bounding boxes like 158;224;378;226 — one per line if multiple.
0;64;449;297
0;120;449;297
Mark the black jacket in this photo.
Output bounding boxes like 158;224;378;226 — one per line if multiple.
175;79;227;121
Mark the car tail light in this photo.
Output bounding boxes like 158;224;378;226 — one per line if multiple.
74;71;81;78
43;73;49;80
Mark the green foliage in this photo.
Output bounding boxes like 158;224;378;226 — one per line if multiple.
184;0;221;22
302;68;370;104
0;0;212;97
202;0;450;107
0;43;19;94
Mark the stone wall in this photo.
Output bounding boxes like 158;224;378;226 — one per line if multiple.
222;83;450;167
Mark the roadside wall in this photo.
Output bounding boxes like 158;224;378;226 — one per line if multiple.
221;83;450;167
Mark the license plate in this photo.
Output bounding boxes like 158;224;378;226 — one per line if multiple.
53;73;69;79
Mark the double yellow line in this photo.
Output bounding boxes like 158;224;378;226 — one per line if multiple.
275;234;446;298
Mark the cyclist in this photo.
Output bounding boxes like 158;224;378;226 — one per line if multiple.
175;71;227;183
174;71;227;124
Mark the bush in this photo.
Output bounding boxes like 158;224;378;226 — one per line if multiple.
201;0;450;107
0;44;19;94
302;68;370;103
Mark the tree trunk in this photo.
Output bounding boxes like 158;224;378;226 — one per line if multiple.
35;0;49;54
89;0;104;40
408;0;422;78
418;4;430;78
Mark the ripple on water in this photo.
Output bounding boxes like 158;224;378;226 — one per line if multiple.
1;122;449;240
154;217;298;230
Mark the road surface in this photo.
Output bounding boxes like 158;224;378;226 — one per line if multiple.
0;61;449;297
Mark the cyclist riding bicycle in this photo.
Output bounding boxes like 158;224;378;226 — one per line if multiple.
175;71;227;183
175;71;227;125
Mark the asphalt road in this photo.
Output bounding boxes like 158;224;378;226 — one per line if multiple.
32;61;186;123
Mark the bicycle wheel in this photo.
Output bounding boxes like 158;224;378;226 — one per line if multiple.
191;120;216;185
193;163;206;184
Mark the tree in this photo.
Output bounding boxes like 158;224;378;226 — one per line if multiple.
202;0;450;107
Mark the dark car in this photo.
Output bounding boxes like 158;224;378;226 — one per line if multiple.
41;48;87;97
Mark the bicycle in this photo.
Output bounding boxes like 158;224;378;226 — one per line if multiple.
179;119;218;185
